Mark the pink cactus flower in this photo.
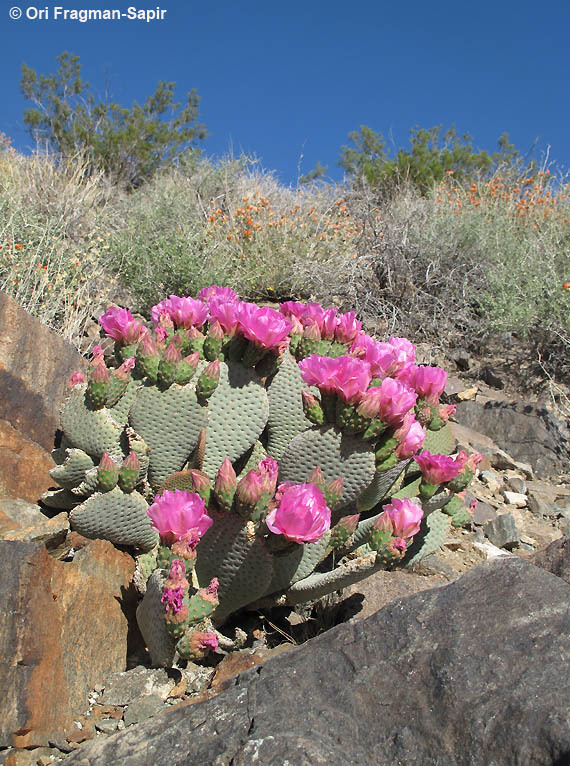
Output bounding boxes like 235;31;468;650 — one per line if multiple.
350;333;415;380
357;378;417;426
413;366;448;405
151;295;209;330
147;489;213;546
381;497;424;538
236;302;292;350
334;311;362;345
155;326;169;343
298;355;372;404
394;414;426;459
279;301;309;322
99;307;147;345
208;296;242;334
414;450;462;485
266;482;331;543
198;285;238;304
161;586;185;615
320;307;339;340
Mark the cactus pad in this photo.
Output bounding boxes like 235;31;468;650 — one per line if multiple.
202;361;269;479
69;487;159;550
60;386;124;461
49;449;95;490
278;425;376;514
194;512;273;623
266;350;311;460
136;570;176;667
404;509;451;567
356;460;410;512
129;382;207;488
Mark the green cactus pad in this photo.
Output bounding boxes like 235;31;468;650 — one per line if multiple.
422;422;456;456
265;531;331;596
72;467;100;497
266;350;311;460
195;512;273;624
69;487;159;550
235;440;268;478
60;386;124;461
134;548;159;593
136;570;176;667
356;460;410;512
129;382;208;489
443;495;474;527
278;425;376;515
403;509;451;567
108;378;140;424
49;449;95;490
202;361;269;479
41;487;82;510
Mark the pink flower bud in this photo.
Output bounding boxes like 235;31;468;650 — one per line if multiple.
236;469;265;507
257;456;279;495
306;465;325;488
161;586;185;615
90;360;110;383
155;326;169;343
199;577;219;603
303;321;322;342
215;457;237;494
114;357;135;381
69;371;85;386
163;342;182;364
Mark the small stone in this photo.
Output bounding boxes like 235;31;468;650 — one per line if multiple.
484;512;520;550
506;476;526;494
456;386;478;401
471;500;497;526
527;495;562;518
480;470;502;494
503;491;527;508
95;718;120;735
473;541;513;559
123;694;164;727
181;664;216;694
99;666;175;706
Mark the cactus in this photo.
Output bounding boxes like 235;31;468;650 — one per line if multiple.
47;288;481;666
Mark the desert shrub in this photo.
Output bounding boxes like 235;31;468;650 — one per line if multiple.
105;155;368;312
0;147;120;343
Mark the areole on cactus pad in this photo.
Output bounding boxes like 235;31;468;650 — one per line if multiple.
46;285;480;666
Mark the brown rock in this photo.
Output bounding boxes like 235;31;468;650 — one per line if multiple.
1;511;70;558
343;569;449;620
0;292;88;451
0;420;55;502
0;539;135;748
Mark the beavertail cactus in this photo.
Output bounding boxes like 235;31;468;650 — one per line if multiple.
46;286;481;666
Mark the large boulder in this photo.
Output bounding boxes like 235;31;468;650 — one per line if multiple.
0;291;87;451
0;539;135;748
455;399;570;478
65;558;570;765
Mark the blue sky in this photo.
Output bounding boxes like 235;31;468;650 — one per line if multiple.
1;0;568;186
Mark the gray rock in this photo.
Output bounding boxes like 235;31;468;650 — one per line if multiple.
527;494;562;518
483;512;520;549
96;718;120;735
99;667;175;706
0;498;49;527
123;695;164;728
531;536;570;585
455;399;570;478
64;559;570;766
471;500;497;526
